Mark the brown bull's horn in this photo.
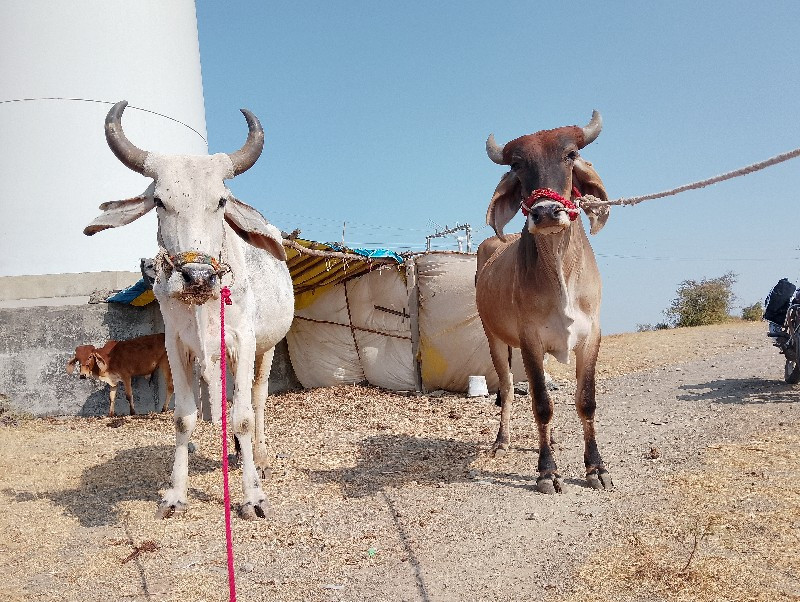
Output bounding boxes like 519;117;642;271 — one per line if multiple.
580;110;603;148
486;133;506;165
227;109;264;176
105;100;148;174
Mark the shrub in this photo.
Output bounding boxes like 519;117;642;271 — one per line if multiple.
636;324;653;332
741;301;763;322
665;272;737;328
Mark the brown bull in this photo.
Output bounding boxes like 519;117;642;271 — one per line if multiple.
475;111;613;494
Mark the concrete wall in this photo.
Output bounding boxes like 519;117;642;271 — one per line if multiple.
0;302;300;417
0;271;141;306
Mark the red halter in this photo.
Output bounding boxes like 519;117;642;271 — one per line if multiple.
520;187;580;221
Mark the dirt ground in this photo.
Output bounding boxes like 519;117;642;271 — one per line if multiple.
1;320;798;602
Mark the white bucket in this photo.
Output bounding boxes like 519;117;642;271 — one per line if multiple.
467;375;489;397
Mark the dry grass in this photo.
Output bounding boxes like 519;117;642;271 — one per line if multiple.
567;431;800;602
1;319;797;601
548;320;764;382
0;387;498;602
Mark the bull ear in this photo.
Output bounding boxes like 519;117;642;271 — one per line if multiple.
83;184;155;236
66;356;78;375
224;197;287;261
91;353;105;372
486;171;521;241
573;156;610;235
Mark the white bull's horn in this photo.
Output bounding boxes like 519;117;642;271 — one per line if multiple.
486;133;506;165
581;110;603;147
227;109;264;176
105;101;148;174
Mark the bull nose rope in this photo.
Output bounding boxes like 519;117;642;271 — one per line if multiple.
520;187;580;221
219;285;237;602
153;249;232;279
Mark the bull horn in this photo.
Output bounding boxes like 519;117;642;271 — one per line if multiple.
105;100;148;174
580;110;603;148
227;109;264;176
486;133;506;165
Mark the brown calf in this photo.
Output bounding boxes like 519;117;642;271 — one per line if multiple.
66;333;173;416
476;111;613;494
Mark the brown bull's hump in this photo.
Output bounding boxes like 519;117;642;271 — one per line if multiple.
476;234;521;282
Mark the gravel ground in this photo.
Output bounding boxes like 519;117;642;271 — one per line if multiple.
1;320;798;601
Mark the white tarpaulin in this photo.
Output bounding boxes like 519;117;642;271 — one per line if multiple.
414;253;526;392
286;266;415;390
286;252;526;393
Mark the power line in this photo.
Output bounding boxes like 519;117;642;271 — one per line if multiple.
595;252;797;262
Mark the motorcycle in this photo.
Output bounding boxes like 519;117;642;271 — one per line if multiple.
767;285;800;384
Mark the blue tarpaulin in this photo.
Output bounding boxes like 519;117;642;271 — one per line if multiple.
106;278;155;306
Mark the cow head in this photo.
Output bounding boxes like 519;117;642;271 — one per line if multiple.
84;101;287;305
66;344;98;379
485;111;610;240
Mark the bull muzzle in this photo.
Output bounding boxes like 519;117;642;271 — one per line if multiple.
530;202;565;225
180;262;218;291
154;250;227;305
527;201;571;234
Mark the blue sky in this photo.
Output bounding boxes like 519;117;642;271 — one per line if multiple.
195;1;800;334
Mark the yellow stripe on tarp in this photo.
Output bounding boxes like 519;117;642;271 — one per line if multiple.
130;289;156;306
284;238;400;306
294;283;337;310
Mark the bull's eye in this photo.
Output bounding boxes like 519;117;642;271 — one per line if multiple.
218;198;227;209
154;197;164;208
566;150;579;162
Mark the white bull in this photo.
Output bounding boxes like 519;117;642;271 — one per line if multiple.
85;101;294;519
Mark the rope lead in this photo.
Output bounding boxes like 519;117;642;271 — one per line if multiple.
579;146;800;210
219;286;236;602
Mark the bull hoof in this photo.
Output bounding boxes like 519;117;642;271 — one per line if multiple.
254;445;272;480
155;499;187;519
586;468;613;490
489;442;510;458
254;462;272;481
536;474;563;494
239;500;274;521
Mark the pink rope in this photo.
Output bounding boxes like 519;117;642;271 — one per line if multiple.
219;285;236;602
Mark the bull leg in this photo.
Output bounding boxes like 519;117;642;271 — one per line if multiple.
231;336;272;520
520;339;562;494
160;357;174;413
575;327;613;490
156;338;197;519
123;379;136;415
488;336;514;457
108;385;117;417
252;347;275;480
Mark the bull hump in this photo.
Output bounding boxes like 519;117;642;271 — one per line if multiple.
478;235;521;278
